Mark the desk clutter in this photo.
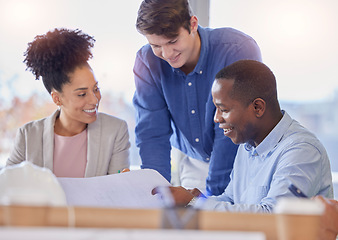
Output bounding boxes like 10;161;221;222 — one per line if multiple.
0;162;324;240
0;205;324;240
0;162;170;209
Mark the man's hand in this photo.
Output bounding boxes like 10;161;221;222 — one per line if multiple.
315;195;338;240
152;186;197;207
188;188;205;198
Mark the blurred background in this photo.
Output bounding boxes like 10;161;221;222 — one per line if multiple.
0;0;337;197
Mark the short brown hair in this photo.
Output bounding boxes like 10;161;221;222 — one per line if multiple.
136;0;193;38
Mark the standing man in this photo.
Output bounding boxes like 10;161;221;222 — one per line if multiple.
133;0;262;195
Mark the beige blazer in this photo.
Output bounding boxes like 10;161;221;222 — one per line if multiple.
7;110;130;177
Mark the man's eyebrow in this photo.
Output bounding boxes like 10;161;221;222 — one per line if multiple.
149;38;175;47
214;102;225;107
149;41;163;46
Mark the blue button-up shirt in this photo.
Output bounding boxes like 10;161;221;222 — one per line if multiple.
133;26;262;195
194;111;333;212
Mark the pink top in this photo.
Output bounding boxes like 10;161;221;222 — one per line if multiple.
53;129;88;177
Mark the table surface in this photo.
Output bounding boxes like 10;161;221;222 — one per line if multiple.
0;227;266;240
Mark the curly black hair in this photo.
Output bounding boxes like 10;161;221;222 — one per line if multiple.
23;28;95;93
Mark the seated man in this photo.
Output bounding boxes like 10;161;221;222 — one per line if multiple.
153;60;333;213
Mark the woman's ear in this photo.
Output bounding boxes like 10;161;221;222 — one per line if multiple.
252;98;266;118
51;91;61;106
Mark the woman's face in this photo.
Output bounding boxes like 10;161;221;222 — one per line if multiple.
54;65;101;127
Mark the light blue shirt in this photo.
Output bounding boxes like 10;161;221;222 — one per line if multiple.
194;111;333;213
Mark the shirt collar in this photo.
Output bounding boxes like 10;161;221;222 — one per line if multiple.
244;110;292;157
172;26;208;76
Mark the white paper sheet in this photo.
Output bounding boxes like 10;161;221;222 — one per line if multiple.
57;169;171;209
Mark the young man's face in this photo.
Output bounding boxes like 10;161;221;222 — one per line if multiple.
212;79;258;145
145;17;200;72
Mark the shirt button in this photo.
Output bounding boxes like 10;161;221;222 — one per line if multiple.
199;70;203;74
206;158;210;161
195;138;200;142
191;109;195;114
188;82;192;86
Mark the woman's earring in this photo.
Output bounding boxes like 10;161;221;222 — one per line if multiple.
57;102;61;110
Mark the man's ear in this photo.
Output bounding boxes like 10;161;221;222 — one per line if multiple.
190;16;198;32
51;91;61;106
252;98;266;118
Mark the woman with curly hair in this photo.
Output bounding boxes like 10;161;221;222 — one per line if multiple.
6;28;130;177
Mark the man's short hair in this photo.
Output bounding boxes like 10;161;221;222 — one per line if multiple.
136;0;193;38
215;60;279;108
